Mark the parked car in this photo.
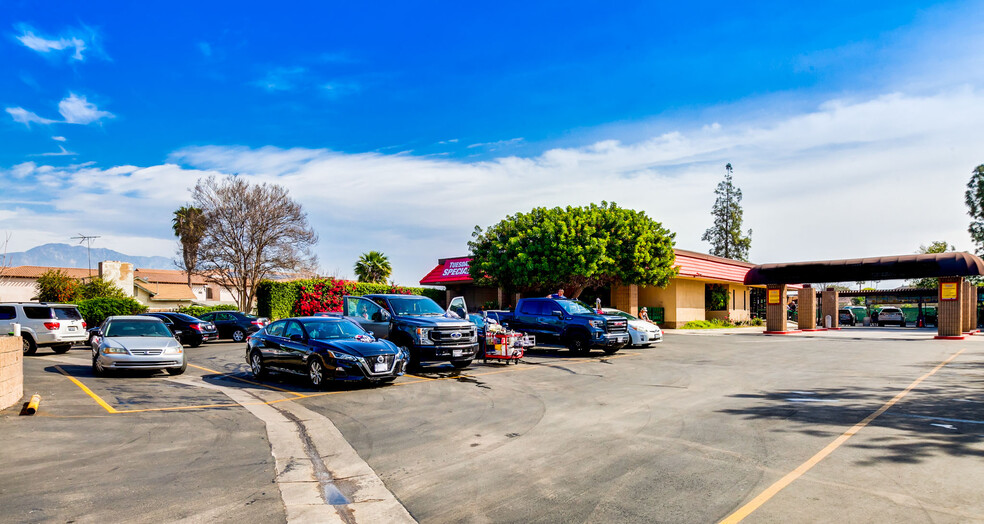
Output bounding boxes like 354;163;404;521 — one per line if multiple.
843;306;866;323
198;311;268;342
139;312;218;347
90;316;186;376
877;307;906;327
489;298;629;355
339;294;478;369
246;316;408;387
0;302;87;355
838;308;857;327
601;308;662;346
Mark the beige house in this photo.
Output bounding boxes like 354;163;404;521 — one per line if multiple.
0;261;239;311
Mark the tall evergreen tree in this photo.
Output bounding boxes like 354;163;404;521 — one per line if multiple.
172;206;207;286
701;163;752;261
965;164;984;254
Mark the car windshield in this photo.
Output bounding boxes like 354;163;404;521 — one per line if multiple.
387;297;446;316
104;320;173;338
172;313;201;322
605;309;638;320
302;320;368;340
53;307;82;320
558;300;594;315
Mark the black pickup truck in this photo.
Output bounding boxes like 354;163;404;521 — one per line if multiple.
489;297;629;355
341;294;479;369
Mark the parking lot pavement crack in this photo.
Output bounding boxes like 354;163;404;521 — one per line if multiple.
164;373;416;524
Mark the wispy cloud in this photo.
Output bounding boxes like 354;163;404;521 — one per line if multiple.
13;23;103;62
253;67;307;92
321;81;360;99
58;93;113;124
51;136;66;142
33;145;76;157
467;137;525;150
6;107;56;127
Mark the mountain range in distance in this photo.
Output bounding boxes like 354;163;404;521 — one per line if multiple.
3;243;176;270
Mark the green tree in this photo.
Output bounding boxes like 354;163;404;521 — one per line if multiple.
701;163;752;261
907;241;955;288
468;202;677;299
353;251;392;283
77;277;128;300
172;205;207;286
966;164;984;254
35;270;80;302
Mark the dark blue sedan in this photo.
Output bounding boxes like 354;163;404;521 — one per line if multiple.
245;317;409;388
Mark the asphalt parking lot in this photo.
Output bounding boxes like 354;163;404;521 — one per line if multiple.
2;331;984;523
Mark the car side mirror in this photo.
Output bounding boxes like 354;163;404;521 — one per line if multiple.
553;310;564;318
290;334;305;342
372;311;387;322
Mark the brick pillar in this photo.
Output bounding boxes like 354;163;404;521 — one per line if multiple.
0;337;23;411
972;285;979;332
938;277;963;338
797;286;816;330
766;284;788;332
611;284;639;316
821;288;840;329
963;281;975;333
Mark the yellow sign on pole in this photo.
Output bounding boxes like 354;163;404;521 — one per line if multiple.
768;289;781;305
941;282;958;301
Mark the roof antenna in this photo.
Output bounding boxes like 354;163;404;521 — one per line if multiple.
70;234;101;278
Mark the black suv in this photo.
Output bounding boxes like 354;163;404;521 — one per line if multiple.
140;312;218;347
198;311;268;342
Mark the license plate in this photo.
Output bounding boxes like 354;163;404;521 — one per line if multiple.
68;326;77;331
452;349;463;357
373;362;388;372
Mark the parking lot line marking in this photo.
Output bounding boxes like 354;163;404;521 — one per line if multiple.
189;363;307;397
54;365;118;414
718;347;967;524
114;402;250;413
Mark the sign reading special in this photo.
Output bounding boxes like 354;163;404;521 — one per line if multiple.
767;289;781;305
940;282;958;301
441;259;470;278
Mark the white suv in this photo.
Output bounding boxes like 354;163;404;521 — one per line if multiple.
0;302;87;355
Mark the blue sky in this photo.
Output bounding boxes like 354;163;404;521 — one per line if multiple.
2;1;984;284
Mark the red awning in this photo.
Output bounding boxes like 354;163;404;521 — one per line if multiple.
420;257;475;285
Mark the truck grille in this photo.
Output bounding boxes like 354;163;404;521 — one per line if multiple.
428;328;476;343
606;319;628;333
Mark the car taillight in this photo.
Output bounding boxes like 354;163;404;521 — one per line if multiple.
44;322;60;330
251;321;263;326
191;324;202;331
82;321;87;329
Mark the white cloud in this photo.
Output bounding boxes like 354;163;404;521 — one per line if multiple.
253;67;306;92
51;136;66;142
3;88;983;285
5;107;56;126
34;145;76;157
58;93;113;124
14;24;98;61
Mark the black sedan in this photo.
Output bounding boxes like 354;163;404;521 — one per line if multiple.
245;317;409;388
140;312;218;347
198;311;268;342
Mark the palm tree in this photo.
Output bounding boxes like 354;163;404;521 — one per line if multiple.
172;206;207;286
354;251;392;283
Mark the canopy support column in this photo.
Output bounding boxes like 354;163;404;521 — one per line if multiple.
797;286;816;330
937;277;964;339
765;284;788;333
821;288;840;329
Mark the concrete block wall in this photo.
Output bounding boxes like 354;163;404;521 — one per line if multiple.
0;337;23;411
99;261;135;297
612;284;639;317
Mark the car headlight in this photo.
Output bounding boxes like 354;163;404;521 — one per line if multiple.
102;345;128;354
165;345;183;354
326;350;360;362
415;327;434;345
589;320;605;329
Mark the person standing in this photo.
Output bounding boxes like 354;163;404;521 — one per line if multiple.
549;288;566;299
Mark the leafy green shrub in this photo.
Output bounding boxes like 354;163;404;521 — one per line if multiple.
76;297;148;326
36;270;80;302
176;304;239;318
77;277;128;300
750;317;764;326
681;318;735;329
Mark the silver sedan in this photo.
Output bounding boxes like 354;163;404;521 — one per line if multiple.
91;316;187;376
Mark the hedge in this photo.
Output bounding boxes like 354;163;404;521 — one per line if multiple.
176;304;239;318
76;297;148;326
256;278;445;320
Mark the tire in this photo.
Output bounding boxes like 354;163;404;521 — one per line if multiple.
167;360;187;375
232;329;246;343
566;332;591;356
451;359;472;369
308;358;327;389
22;335;38;356
249;350;268;378
52;343;72;354
187;339;202;348
92;355;109;377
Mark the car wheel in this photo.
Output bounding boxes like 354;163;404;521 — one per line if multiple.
249;350;268;378
167;360;187;375
566;332;591;356
232;329;246;343
308;358;327;389
451;359;472;369
92;355;109;377
22;335;38;356
52;343;72;354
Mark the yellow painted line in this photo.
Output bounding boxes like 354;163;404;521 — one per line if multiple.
189;363;307;397
55;365;118;414
719;347;967;524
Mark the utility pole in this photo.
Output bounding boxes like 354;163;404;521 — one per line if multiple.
71;234;101;278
